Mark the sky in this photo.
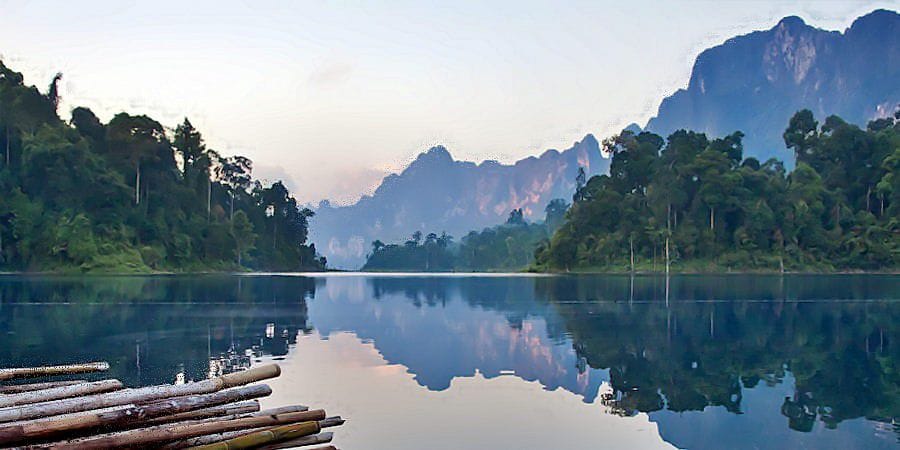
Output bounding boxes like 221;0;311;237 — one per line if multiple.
0;0;897;205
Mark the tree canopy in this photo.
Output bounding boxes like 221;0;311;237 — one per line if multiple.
535;109;900;272
0;60;325;272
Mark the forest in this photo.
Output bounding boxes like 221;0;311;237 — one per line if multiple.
362;201;568;271
0;61;326;272
534;109;900;272
367;109;899;273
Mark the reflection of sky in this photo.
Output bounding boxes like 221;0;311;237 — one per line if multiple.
651;375;895;450
308;275;608;400
261;332;672;450
280;275;899;450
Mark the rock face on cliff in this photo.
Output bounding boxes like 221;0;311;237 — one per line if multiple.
646;9;900;163
311;135;607;268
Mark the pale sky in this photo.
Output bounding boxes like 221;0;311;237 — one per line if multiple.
1;0;897;204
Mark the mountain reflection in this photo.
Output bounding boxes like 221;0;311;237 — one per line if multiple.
309;274;900;438
0;273;898;446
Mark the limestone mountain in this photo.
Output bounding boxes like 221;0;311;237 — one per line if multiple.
646;9;900;163
311;135;607;268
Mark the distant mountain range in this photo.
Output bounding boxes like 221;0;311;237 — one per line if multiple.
311;136;607;268
312;9;899;269
645;9;900;162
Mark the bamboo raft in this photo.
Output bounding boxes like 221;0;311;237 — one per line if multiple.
0;362;343;449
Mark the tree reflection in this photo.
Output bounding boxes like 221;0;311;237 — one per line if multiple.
0;275;318;385
365;274;900;433
534;275;900;432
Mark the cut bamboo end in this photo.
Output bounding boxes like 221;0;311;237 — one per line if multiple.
186;420;321;450
319;417;345;428
251;405;309;416
218;364;281;388
0;362;109;381
255;432;333;450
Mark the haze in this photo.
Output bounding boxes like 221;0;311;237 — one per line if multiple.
1;0;896;204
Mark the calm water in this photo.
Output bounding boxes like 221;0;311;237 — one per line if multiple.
0;273;898;449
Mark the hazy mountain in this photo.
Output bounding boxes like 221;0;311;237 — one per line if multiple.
646;9;900;163
311;9;899;269
311;135;607;268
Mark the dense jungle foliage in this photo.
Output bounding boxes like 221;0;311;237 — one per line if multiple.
534;109;900;272
0;62;325;272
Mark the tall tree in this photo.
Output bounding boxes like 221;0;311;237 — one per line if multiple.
231;210;256;267
107;114;168;205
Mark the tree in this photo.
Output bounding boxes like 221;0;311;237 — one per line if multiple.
70;107;106;150
544;199;569;233
506;208;526;226
173;118;208;191
46;72;63;112
219;155;253;219
107;113;168;205
232;211;256;267
784;109;818;159
574;167;587;202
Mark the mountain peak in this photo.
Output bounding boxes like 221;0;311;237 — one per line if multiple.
645;8;899;164
848;9;899;35
776;15;807;30
413;145;454;165
578;133;599;148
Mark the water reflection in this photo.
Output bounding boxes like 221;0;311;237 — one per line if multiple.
306;274;900;448
0;274;318;385
0;273;898;449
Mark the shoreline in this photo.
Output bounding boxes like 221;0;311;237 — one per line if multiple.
1;269;897;276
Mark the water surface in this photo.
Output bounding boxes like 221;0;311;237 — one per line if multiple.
0;273;897;449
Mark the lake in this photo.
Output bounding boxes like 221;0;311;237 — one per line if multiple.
0;273;898;449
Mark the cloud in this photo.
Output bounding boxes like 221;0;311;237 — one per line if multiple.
252;163;301;191
308;61;354;86
324;166;390;205
255;162;388;206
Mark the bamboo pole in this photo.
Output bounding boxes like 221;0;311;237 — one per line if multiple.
0;363;108;381
32;410;326;450
186;421;321;450
0;381;86;394
0;385;273;445
160;428;267;449
0;380;123;408
185;418;342;450
145;400;261;425
246;406;310;417
255;432;333;450
1;406;128;427
158;406;314;449
0;364;280;423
